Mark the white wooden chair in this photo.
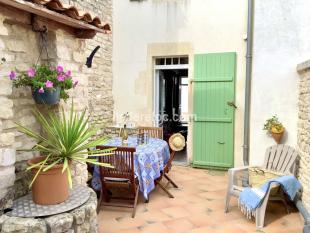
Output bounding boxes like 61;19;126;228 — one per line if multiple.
225;145;299;229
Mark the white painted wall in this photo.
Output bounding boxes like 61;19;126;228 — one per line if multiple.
113;0;247;166
250;0;310;166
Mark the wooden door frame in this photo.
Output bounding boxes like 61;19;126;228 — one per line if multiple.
153;57;191;165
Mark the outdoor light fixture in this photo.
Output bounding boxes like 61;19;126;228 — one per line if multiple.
86;46;100;68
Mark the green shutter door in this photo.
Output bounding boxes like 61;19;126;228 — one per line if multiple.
192;52;236;169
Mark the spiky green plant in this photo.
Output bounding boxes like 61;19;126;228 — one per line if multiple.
16;105;114;188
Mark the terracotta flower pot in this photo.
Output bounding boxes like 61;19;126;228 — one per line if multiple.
28;156;69;205
271;129;285;144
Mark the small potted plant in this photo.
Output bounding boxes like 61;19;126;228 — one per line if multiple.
263;115;285;144
9;64;78;105
16;105;113;205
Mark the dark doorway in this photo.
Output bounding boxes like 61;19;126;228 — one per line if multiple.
157;69;188;164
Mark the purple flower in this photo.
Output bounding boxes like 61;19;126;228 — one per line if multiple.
45;80;54;88
73;80;78;88
65;70;72;77
57;75;65;82
9;71;16;80
27;68;36;78
38;87;44;94
56;65;64;73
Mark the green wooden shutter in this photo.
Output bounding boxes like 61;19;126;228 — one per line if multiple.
192;52;236;169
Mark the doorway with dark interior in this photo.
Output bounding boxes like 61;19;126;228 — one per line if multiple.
154;57;189;164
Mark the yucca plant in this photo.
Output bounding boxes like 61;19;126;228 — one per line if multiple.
16;105;114;188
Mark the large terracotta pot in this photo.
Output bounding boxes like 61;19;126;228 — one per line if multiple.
28;156;69;205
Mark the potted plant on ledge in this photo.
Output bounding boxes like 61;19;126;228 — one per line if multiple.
9;64;78;105
16;105;113;205
263;115;285;144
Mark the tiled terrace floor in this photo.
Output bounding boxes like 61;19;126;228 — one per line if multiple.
98;166;303;233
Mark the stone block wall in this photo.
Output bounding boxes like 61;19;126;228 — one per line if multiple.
297;60;310;210
70;0;114;136
0;0;113;214
0;188;98;233
0;7;40;210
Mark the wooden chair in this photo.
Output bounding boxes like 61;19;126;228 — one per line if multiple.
138;126;163;139
97;146;139;218
155;149;178;198
225;144;299;229
155;133;185;198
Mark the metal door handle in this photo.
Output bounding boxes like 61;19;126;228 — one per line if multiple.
227;101;237;109
217;142;225;144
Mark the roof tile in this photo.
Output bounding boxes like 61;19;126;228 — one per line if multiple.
30;0;110;31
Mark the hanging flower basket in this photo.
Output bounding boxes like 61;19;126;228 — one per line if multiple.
32;86;61;105
9;65;78;105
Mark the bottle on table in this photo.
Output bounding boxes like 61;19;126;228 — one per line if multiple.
122;124;128;145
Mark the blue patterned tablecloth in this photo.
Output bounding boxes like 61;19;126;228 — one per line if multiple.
91;136;170;200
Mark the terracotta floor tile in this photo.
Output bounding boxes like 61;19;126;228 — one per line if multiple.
163;217;195;232
137;210;172;222
117;228;140;233
98;166;303;233
161;206;190;218
138;222;169;233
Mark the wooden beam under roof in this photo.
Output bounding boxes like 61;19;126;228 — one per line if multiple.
0;0;107;38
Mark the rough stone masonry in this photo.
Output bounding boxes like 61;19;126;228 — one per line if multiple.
0;0;113;225
0;189;98;233
297;60;310;211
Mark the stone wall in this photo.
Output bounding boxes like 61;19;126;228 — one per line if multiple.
0;0;113;213
297;60;310;210
70;0;114;135
0;188;98;233
0;6;40;211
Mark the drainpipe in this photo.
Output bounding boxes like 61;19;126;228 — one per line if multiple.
243;0;254;166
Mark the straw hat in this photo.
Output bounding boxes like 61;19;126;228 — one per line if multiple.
169;133;186;152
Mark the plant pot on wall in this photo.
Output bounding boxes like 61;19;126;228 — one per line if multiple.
28;156;69;205
263;115;285;144
271;128;285;144
32;87;60;105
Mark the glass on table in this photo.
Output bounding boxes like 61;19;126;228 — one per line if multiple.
144;132;149;144
137;133;144;145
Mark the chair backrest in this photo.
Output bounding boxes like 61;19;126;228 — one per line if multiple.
263;145;298;174
138;126;163;139
97;146;136;182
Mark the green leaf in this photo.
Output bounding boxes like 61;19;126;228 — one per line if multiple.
67;166;72;188
29;154;51;188
43;158;62;172
62;158;68;173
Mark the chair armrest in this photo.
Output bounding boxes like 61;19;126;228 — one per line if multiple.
228;166;250;189
228;166;249;172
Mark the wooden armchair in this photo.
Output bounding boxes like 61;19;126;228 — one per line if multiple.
138;126;163;139
155;150;178;198
155;133;185;198
97;146;139;218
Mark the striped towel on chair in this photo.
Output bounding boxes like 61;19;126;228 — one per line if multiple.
238;175;301;219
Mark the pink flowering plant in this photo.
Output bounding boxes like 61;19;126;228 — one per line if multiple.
9;64;78;101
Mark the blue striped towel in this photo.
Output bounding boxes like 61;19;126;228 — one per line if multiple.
239;175;302;219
